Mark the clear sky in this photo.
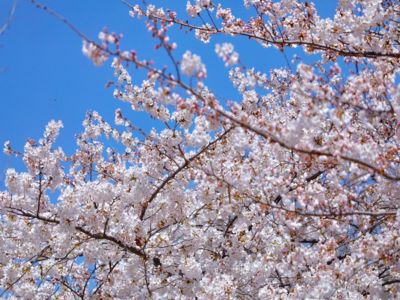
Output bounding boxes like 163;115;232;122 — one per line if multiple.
0;0;337;184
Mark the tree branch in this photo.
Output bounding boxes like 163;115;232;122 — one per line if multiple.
139;127;232;220
6;207;147;259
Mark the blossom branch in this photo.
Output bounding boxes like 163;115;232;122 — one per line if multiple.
5;207;147;259
139;127;232;220
130;5;400;60
216;109;400;181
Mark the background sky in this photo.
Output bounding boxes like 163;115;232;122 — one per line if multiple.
0;0;337;184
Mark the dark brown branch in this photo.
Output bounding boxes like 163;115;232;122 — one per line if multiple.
216;109;400;181
6;208;146;259
36;167;44;217
81;263;98;298
0;267;29;297
125;4;400;60
199;168;398;218
382;279;400;286
91;259;122;296
139;127;232;220
30;0;88;41
224;215;238;237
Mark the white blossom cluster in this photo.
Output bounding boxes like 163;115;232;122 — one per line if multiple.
215;43;239;66
82;41;109;66
180;51;207;78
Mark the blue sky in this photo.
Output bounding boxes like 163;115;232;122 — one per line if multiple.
0;0;337;183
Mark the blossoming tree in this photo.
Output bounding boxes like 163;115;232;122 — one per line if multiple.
1;0;400;298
